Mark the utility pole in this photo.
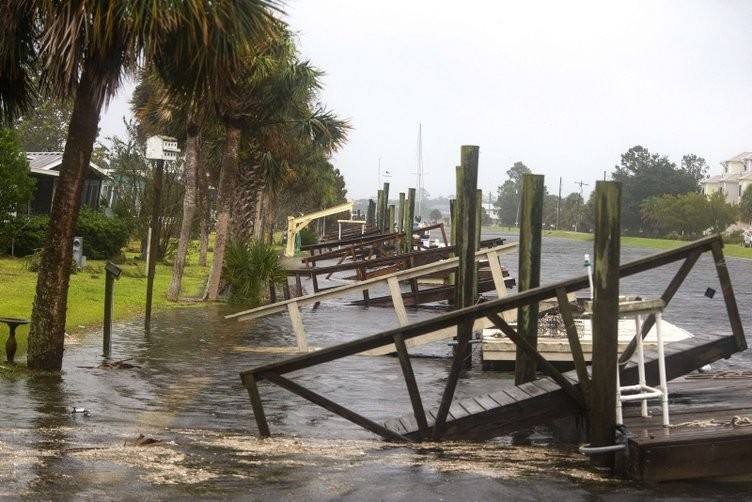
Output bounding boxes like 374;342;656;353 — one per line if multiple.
574;180;588;232
556;177;562;230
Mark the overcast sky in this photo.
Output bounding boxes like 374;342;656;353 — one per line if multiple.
100;0;752;201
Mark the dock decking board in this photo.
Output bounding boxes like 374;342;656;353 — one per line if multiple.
384;333;741;442
622;376;752;481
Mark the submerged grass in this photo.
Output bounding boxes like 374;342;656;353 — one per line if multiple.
0;249;210;362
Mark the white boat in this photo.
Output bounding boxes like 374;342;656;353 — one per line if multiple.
480;298;693;370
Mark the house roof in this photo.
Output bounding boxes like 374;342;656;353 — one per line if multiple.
26;151;108;178
701;172;741;184
724;152;752;163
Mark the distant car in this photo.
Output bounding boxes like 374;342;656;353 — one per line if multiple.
743;230;752;248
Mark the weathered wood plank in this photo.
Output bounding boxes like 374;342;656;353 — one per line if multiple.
502;386;533;402
472;395;498;411
457;397;486;416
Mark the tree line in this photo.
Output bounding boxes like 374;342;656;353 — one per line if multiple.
493;145;742;238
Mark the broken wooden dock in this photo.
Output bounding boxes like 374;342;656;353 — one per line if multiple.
384;332;741;441
622;371;752;482
281;237;508;299
227;242;518;354
238;234;747;480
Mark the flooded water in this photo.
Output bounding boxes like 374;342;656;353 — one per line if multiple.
2;234;752;500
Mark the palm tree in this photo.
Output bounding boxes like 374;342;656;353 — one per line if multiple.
130;69;206;301
203;30;349;299
0;1;278;370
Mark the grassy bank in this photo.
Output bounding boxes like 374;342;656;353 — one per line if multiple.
0;255;209;361
485;226;752;259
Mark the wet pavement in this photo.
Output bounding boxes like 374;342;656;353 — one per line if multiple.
2;234;752;500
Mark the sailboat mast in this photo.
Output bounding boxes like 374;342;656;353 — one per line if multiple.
416;123;424;220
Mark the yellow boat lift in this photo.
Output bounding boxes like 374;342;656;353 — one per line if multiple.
285;200;355;257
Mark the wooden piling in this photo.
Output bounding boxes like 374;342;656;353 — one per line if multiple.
404;188;416;253
433;146;479;439
589;180;621;470
398;192;406;233
376;189;384;232
514;174;544;385
380;182;390;233
366;199;376;227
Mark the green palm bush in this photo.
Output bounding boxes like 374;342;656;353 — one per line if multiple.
222;239;286;306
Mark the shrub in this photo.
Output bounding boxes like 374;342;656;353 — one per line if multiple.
24;248;77;274
1;215;49;257
75;208;129;260
724;229;744;246
222;239;286;306
299;228;318;246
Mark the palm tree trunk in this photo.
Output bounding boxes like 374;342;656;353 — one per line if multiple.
196;153;209;267
252;189;267;241
205;122;241;300
231;160;264;243
166;123;199;301
27;68;101;371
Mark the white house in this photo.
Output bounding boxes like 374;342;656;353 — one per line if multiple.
701;152;752;204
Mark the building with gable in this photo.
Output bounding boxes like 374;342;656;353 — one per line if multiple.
25;152;109;215
701;152;752;205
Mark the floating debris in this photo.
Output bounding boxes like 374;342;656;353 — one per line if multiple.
126;434;164;447
76;358;141;370
71;407;91;417
99;359;140;369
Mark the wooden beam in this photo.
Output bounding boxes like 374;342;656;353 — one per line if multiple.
287;301;308;352
486;312;585;409
262;371;410;442
619;249;702;365
228;242;517;321
393;333;429;440
710;239;747;351
241;373;270;437
556;287;590;402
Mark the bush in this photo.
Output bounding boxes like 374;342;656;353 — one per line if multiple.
0;215;49;257
75;208;129;260
2;209;129;259
299;228;318;246
222;239;286;306
23;248;78;274
724;229;744;246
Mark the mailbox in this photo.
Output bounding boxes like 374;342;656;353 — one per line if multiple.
105;261;121;279
72;236;84;268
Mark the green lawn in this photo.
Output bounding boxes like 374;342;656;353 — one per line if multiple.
0;254;209;361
